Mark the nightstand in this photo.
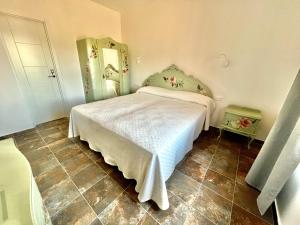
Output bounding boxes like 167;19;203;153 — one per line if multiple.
218;105;262;149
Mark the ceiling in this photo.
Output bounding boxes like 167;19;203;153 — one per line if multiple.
92;0;159;13
92;0;137;12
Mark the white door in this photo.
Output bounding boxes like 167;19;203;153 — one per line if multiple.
0;14;65;125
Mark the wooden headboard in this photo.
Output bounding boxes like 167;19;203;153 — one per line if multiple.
142;65;213;98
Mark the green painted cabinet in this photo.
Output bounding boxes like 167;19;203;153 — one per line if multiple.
218;105;262;148
0;138;52;225
77;37;130;102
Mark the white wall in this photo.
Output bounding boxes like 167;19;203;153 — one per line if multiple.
0;0;121;136
118;0;300;140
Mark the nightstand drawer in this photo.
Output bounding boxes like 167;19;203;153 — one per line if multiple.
222;112;260;136
219;105;262;149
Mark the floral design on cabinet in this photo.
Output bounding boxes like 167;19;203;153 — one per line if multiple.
121;47;129;75
83;64;91;97
89;44;98;59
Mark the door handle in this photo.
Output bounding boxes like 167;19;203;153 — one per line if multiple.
49;69;56;78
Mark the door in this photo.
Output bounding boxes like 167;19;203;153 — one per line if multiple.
0;14;65;125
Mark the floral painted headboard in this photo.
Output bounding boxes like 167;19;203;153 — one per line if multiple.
142;65;213;98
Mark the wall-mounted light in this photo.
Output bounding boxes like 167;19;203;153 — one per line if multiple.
217;53;230;68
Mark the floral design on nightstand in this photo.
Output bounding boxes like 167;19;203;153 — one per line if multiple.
240;118;253;128
229;118;254;129
163;76;184;88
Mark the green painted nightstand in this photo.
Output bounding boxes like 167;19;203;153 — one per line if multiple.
218;105;262;149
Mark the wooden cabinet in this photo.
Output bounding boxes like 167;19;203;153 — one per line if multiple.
218;105;262;148
76;37;130;102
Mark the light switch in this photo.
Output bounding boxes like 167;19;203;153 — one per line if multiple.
136;57;141;64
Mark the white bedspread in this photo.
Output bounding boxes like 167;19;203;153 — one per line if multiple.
69;87;215;210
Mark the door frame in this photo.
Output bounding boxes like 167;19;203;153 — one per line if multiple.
0;11;68;126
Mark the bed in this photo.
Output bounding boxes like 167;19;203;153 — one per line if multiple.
68;65;215;210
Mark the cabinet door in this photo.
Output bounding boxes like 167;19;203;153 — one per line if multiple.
77;38;104;102
120;44;130;95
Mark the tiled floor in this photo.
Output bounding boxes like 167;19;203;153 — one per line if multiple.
2;118;275;225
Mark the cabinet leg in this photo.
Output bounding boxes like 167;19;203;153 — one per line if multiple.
217;128;223;142
248;137;254;149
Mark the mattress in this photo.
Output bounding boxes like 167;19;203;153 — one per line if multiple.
69;87;215;209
